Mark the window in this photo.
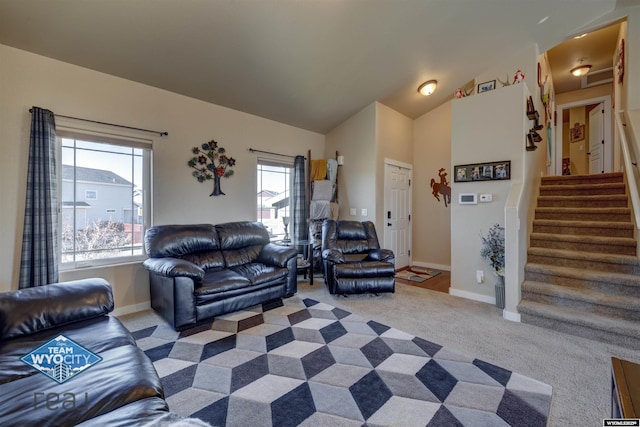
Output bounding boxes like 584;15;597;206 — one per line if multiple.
257;160;293;240
58;132;151;268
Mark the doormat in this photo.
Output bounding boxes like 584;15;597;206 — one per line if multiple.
396;267;441;283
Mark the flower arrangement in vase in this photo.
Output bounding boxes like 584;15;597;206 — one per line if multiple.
188;139;236;196
481;223;506;309
480;223;505;277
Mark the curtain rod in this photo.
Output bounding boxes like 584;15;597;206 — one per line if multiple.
248;148;305;159
29;108;168;137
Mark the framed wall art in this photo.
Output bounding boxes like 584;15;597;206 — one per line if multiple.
478;80;496;93
570;122;585;143
454;160;510;182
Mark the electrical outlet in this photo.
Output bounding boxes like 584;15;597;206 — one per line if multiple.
361;208;368;217
350;208;356;216
476;270;484;284
479;194;492;202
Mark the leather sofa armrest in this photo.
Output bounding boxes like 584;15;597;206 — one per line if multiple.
0;278;114;340
322;248;345;264
257;243;297;267
143;258;205;280
367;249;395;263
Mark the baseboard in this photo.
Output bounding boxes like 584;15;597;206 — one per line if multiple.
112;301;151;317
411;261;451;271
449;288;495;305
502;310;521;322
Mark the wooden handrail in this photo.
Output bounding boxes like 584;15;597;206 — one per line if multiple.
615;111;640;256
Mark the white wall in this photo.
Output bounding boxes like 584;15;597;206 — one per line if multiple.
375;103;413;233
0;44;324;312
412;101;452;270
325;102;412;244
451;83;531;303
325;103;377;223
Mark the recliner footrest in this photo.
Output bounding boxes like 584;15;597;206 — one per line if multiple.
334;261;395;278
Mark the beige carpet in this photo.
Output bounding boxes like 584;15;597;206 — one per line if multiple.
120;279;640;426
291;279;640;426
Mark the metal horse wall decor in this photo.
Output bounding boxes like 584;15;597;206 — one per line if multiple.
430;168;451;207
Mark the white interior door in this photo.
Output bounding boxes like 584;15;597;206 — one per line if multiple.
384;162;412;269
589;102;604;174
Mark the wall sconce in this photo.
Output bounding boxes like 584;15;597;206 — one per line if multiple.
418;80;438;96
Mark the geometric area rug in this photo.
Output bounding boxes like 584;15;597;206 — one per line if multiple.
126;296;553;426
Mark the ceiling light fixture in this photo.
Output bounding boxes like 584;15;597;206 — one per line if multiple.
418;80;438;96
570;64;592;77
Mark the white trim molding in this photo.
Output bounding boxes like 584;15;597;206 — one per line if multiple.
112;301;151;317
449;288;495;305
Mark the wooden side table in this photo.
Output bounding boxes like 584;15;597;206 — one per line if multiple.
611;357;640;418
273;239;311;282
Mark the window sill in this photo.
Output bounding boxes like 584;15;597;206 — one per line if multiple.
60;255;147;272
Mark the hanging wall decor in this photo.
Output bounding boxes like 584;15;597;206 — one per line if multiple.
454;160;511;182
188;139;236;196
616;38;624;84
429;168;451;207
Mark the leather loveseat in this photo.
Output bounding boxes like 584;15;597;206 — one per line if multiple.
143;221;298;330
321;220;396;295
0;278;170;426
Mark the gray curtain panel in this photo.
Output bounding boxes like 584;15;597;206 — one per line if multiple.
19;107;59;288
292;155;307;254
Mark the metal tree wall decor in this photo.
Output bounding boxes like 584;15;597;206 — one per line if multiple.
188;139;236;196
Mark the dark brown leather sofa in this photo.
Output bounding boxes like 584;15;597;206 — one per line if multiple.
0;278;170;426
321;220;396;295
143;221;298;330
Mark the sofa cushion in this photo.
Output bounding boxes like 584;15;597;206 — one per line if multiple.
195;269;251;297
0;316;135;385
145;224;219;258
216;221;270;250
231;263;288;285
222;245;263;268
0;279;113;340
180;250;225;270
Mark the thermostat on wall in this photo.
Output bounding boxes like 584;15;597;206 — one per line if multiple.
458;193;478;205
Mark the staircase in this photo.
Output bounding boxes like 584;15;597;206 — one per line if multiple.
518;172;640;349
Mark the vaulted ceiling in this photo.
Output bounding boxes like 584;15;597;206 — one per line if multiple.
0;0;633;133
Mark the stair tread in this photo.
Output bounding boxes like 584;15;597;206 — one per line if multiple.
540;182;625;189
518;300;640;336
537;194;628;200
525;262;640;285
535;206;630;212
527;247;640;265
522;280;640;310
541;172;623;182
532;219;634;229
530;232;636;245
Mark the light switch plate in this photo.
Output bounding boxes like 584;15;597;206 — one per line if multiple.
361;208;368;217
479;194;492;202
350;208;356;216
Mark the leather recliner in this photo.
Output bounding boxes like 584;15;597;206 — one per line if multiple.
321;220;396;295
